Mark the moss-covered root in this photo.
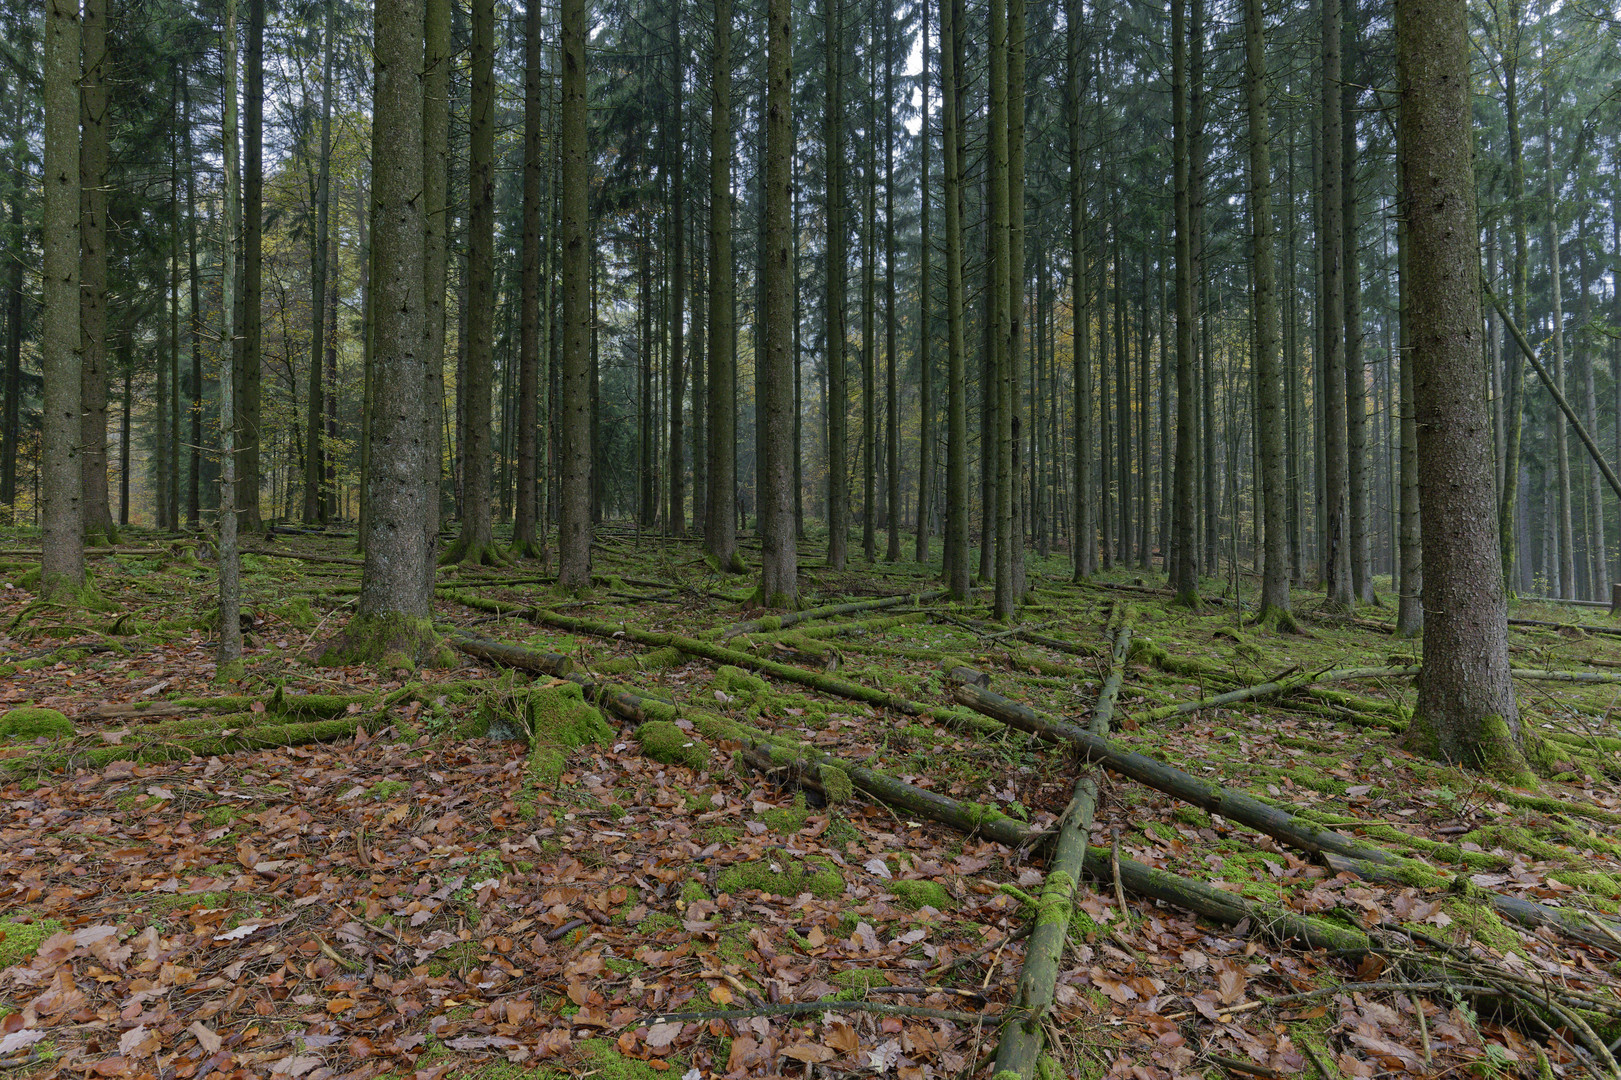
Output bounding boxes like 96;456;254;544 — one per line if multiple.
311;613;455;670
438;535;513;569
0;707;75;740
515;683;614;815
1402;711;1535;785
634;721;711;770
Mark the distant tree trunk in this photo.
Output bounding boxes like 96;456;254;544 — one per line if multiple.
557;0;592;589
80;0;113;544
691;195;707;533
705;0;737;570
1342;8;1370;603
238;0;264;533
1007;0;1027;600
667;2;686;538
989;0;1014;619
514;0;545;559
915;8;932;565
1192;0;1213;578
823;0;848;571
758;0;796;606
1498;0;1526;593
1394;133;1422;636
183;69;203;527
1170;0;1197;606
422;0;450;569
1066;2;1088;582
1;149;21;511
219;0;242;663
940;0;969;598
1542;82;1573;599
447;0;503;567
42;0;84;597
326;0;437;662
1320;0;1352;608
884;6;900;562
1577;209;1603;601
1397;0;1524;778
1246;0;1290;626
304;0;335;525
862;27;877;565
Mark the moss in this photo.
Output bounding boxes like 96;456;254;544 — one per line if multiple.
603;957;644;974
680;881;710;905
818;764;854;804
890;879;954;911
760;792;810;833
638;913;680;935
368;780;410;801
831;968;891;992
0;707;73;740
1443;898;1526;957
577;1038;681;1080
316;613;443;668
1546;869;1621;901
634;722;710;769
1463;825;1563;862
528;683;614;748
0;917;64;968
424;940;485;977
714;665;770;698
716;856;845;900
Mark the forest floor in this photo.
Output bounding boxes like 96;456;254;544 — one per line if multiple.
4;525;1621;1080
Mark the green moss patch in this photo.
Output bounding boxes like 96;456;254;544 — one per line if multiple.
716;856;845;900
890;879;954;910
0;917;64;969
0;707;73;740
634;722;710;769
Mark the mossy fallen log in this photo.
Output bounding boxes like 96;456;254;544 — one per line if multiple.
719;590;945;640
993;626;1130;1080
1140;667;1421;722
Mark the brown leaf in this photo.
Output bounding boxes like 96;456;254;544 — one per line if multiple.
781;1044;836;1064
188;1022;222;1055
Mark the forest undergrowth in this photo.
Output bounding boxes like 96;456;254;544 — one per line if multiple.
5;525;1621;1079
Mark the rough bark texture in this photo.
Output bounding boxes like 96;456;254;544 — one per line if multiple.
823;0;848;571
940;0;968;598
1320;0;1351;609
79;0;112;544
42;0;85;598
705;0;738;572
219;0;242;665
1067;6;1090;582
914;13;931;566
1341;11;1368;604
989;0;1014;620
558;0;593;590
422;0;451;579
757;0;796;607
1394;144;1422;636
1169;0;1197;606
1397;0;1523;777
335;0;436;662
304;0;336;525
1245;0;1289;624
514;0;545;558
1497;2;1526;593
666;4;686;539
238;0;264;533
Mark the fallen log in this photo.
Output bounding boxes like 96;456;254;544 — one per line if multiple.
992;625;1131;1079
1509;618;1621;639
1140;666;1421;722
719;590;945;640
443;632;678;725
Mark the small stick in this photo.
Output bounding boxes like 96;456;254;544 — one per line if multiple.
1206;1054;1279;1077
644;999;996;1026
1297;1037;1333;1080
1411;992;1431;1065
545;917;590;942
1110;828;1128;919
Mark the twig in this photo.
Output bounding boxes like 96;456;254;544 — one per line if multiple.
1206;1054;1279;1077
1297;1037;1334;1080
1110;828;1127;918
644;999;998;1026
1411;992;1432;1065
545;917;590;942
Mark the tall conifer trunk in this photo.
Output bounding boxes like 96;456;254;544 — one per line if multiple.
80;0;112;544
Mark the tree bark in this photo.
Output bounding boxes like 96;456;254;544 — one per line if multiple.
1397;0;1523;776
666;2;686;539
42;0;84;597
823;0;848;571
1320;0;1352;609
914;8;931;566
514;0;545;559
758;0;796;607
238;0;264;533
1170;0;1197;606
940;0;969;598
304;0;336;525
558;0;593;590
79;0;112;544
1341;7;1369;604
1245;0;1289;625
219;0;242;663
1394;130;1422;636
706;0;738;572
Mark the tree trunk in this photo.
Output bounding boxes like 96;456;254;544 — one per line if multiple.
1246;0;1289;625
238;0;264;534
667;3;686;539
989;0;1014;619
1397;0;1524;777
1320;0;1351;609
1542;82;1574;599
1170;0;1197;606
304;0;335;525
514;0;545;558
1577;209;1603;602
823;0;848;571
1007;0;1027;601
883;7;900;563
1;135;22;511
327;0;436;661
1067;12;1090;582
1394;132;1422;636
914;10;932;565
422;0;451;573
706;0;738;572
79;0;112;544
219;0;242;663
558;0;593;590
1498;0;1526;594
42;0;84;597
447;0;502;568
940;0;969;598
757;0;796;608
862;29;878;566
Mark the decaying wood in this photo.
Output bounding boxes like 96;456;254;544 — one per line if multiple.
1140;666;1421;722
992;625;1130;1079
719;590;945;640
